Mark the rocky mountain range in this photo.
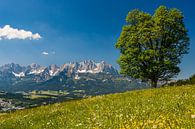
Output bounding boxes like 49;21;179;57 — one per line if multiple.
0;60;147;93
0;60;117;79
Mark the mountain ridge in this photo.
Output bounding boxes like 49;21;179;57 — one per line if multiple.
0;60;148;93
0;60;118;79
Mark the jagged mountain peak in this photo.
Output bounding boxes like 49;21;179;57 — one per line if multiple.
1;63;22;68
28;63;41;69
48;64;60;76
59;60;118;75
0;63;25;73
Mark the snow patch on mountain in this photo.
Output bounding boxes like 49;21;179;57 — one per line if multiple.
12;72;25;77
28;69;45;75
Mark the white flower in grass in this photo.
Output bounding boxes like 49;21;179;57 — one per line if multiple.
191;114;195;119
75;123;82;126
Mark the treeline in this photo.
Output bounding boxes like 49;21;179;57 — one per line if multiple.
168;74;195;86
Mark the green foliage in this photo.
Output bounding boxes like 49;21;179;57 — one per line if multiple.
169;74;195;86
0;86;195;128
115;6;189;88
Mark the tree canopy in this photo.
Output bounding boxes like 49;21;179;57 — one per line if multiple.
115;6;189;88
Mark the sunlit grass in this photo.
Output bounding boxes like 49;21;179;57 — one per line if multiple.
0;85;195;128
26;94;51;99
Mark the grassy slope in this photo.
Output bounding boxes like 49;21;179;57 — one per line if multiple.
0;86;195;129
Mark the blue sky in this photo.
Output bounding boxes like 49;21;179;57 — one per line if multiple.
0;0;194;79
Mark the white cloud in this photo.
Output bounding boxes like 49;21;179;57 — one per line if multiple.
0;25;41;40
42;51;49;55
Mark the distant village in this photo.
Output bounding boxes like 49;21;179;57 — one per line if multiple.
0;99;24;112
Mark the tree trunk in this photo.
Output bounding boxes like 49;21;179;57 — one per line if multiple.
151;79;158;88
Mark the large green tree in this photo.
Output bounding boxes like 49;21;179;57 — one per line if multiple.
115;6;189;88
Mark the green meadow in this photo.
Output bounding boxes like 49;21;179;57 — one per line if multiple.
0;85;195;129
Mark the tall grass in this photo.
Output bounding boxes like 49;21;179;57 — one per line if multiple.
0;86;195;128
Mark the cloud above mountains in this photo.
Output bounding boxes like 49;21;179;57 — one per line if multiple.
0;25;41;40
42;51;49;55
